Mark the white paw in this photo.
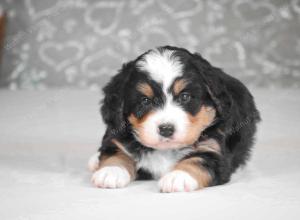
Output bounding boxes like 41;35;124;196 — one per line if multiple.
91;166;131;188
158;170;198;193
88;152;100;172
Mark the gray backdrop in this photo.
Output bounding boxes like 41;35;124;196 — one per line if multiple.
0;0;299;90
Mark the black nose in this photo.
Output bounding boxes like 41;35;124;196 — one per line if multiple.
158;123;175;138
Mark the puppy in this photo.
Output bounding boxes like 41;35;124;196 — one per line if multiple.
88;46;261;193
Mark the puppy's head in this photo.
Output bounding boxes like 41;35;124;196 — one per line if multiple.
101;46;232;150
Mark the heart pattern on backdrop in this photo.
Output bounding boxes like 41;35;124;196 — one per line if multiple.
134;28;175;54
204;38;246;69
129;0;154;15
292;0;300;15
39;41;84;71
25;0;62;20
158;0;203;19
81;48;124;78
233;0;276;26
84;1;124;35
1;0;300;89
265;24;300;67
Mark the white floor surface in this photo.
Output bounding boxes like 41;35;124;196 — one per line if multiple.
0;89;300;220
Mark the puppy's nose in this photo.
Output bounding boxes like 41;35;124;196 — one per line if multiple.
158;123;175;138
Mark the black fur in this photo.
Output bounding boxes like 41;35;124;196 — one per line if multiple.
98;46;261;186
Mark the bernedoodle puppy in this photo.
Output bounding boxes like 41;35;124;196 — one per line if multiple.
88;46;261;193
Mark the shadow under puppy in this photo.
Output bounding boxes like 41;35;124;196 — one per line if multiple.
88;46;260;193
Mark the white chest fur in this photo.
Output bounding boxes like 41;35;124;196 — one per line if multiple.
136;148;192;179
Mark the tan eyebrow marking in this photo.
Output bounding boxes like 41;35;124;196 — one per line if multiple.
183;106;216;145
173;79;188;95
137;82;154;98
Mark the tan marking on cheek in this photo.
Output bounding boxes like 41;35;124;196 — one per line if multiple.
128;114;144;132
174;157;211;188
137;82;154;98
183;106;216;145
99;139;136;180
128;114;139;129
173;79;188;95
128;112;154;131
189;106;216;125
194;138;221;154
128;112;155;145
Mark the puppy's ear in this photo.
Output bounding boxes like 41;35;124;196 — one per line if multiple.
192;53;232;119
101;61;134;131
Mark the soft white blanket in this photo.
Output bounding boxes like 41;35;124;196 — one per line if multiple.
0;89;299;220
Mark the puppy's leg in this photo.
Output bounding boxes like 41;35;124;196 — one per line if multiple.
159;139;229;193
159;157;211;193
91;139;136;188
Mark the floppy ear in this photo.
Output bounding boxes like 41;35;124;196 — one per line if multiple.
100;62;134;131
192;53;232;120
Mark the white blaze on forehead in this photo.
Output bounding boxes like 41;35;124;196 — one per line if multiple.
137;49;183;91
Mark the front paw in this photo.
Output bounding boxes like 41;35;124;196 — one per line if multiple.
91;166;131;188
158;170;198;193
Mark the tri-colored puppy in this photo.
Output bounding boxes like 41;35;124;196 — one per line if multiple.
88;46;260;193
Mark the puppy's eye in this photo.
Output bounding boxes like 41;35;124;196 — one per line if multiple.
178;92;191;104
141;97;151;106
